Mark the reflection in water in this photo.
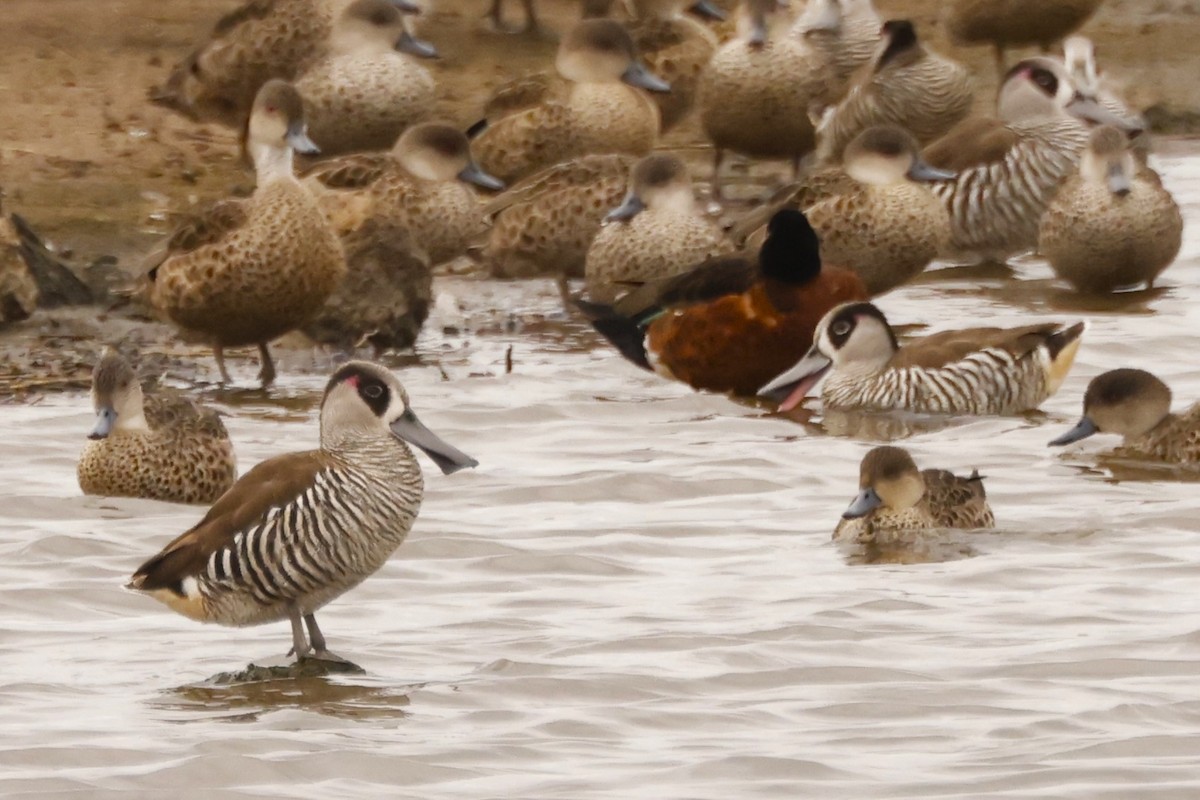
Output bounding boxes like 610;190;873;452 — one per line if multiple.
1060;452;1200;484
155;662;414;722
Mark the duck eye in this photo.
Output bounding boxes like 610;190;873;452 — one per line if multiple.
362;384;384;399
831;320;853;337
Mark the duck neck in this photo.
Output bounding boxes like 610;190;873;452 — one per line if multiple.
252;143;297;185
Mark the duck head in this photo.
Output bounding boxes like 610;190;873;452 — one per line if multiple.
1049;368;1172;446
1079;125;1135;197
394;122;505;190
556;20;670;92
604;154;695;222
844;125;955;185
843;446;926;518
333;0;437;58
88;349;148;440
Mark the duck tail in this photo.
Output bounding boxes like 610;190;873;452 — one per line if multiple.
572;298;652;372
1044;321;1087;395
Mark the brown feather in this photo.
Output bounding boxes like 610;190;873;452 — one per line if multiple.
923;117;1019;171
890;323;1065;369
302;154;392;190
130;451;331;594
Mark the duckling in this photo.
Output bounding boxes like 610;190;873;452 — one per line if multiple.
834;446;994;543
148;80;346;387
1039;125;1182;293
153;0;422;127
294;0;438;156
759;301;1086;415
126;361;476;664
472;19;670;185
924;57;1140;262
737;126;954;295
815;20;973;163
1050;369;1200;464
627;0;721;131
299;123;504;351
944;0;1104;76
584;154;731;303
483;154;635;279
698;0;837;201
78;349;237;505
577;209;868;396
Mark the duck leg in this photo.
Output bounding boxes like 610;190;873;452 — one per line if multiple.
520;0;540;33
487;0;504;28
288;607;312;660
304;613;354;664
213;344;232;384
709;147;726;209
257;342;277;388
993;43;1006;79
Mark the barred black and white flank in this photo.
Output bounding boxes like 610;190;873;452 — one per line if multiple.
923;56;1142;262
127;361;478;663
759;301;1086;417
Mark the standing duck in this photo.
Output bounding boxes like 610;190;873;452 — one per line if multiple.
943;0;1104;76
1039;125;1182;293
815;20;973;163
78;349;237;506
735;126;954;295
759;301;1086;415
148;80;346;387
294;0;438;156
923;57;1139;262
627;0;721;132
301;123;504;350
792;0;881;91
472;19;670;185
483;154;635;279
584;154;731;303
698;0;835;201
1049;369;1200;464
153;0;421;127
577;209;868;396
834;446;994;544
126;361;477;664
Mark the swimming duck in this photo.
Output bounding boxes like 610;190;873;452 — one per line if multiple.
924;57;1140;262
299;123;504;351
127;361;477;664
1050;369;1200;464
759;301;1086;415
78;349;237;505
153;0;422;127
472;19;670;185
584;154;731;303
1038;125;1182;293
148;80;346;387
294;0;437;156
698;0;836;201
578;209;868;396
815;20;973;163
834;446;994;544
483;154;635;279
736;126;955;295
944;0;1104;75
627;0;721;132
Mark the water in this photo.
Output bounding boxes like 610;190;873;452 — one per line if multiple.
2;149;1200;797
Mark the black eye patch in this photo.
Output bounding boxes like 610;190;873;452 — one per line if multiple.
358;379;390;415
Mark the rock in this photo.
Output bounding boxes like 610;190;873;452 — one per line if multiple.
0;217;39;326
9;213;93;308
303;217;432;353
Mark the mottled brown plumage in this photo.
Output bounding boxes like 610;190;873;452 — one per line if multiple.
628;0;720;131
78;350;236;505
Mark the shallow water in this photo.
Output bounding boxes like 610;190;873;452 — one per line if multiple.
3;146;1200;798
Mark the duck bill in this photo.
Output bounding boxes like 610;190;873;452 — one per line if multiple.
1107;161;1132;197
89;406;117;440
621;61;671;93
396;30;438;58
390;0;421;12
286;124;321;155
757;348;832;412
603;192;646;223
907;158;956;182
390;409;478;475
688;0;725;20
458;162;505;192
1048;416;1099;447
842;487;882;520
1066;95;1142;135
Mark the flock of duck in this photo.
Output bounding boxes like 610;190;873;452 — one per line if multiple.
63;0;1197;663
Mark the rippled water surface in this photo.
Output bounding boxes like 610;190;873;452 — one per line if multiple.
3;148;1200;798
